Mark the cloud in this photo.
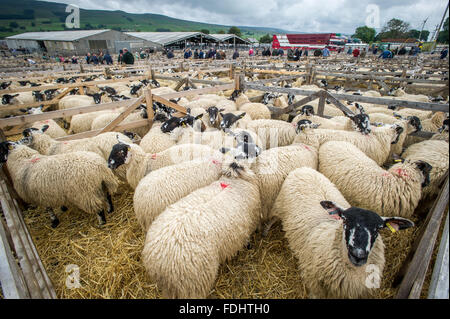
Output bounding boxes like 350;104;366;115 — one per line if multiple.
42;0;449;34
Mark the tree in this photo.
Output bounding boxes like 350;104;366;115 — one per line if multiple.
352;26;376;43
259;34;272;43
228;26;241;37
437;17;449;44
200;29;210;34
9;22;19;28
377;18;410;40
409;29;430;41
217;30;225;34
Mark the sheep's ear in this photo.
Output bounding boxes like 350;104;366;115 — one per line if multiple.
195;114;204;120
41;125;49;133
381;217;414;232
219;112;224;117
218;108;225;112
320;201;345;219
19;108;27;113
237;112;246;119
392;154;405;163
12;94;19;98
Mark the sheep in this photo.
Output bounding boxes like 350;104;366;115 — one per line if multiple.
20;106;67;138
69;110;117;134
0;141;118;227
293;123;405;166
90;108;149;138
108;140;222;190
141;157;261;298
58;95;96;125
250;144;318;228
238;102;272;120
318;141;432;218
270;167;414;298
133;155;225;232
246;119;298;149
401;139;449;199
219;111;252;131
404;112;447;147
139;123;179;154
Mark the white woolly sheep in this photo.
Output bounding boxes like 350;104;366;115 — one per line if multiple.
270;166;414;298
250;143;318;226
1;142;118;227
401;139;449;198
139;123;178;154
133;156;225;232
238;102;272;120
246;119;297;149
318;141;432;218
108;140;222;190
142;158;261;298
293;123;405;165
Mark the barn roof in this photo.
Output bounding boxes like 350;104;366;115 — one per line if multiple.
6;30;112;42
125;32;217;46
210;34;250;44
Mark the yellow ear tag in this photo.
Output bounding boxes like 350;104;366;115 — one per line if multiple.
127;146;131;151
8;144;14;150
386;222;397;233
394;159;402;163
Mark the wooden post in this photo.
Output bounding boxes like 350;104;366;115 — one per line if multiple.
317;91;326;116
145;89;154;129
98;97;144;134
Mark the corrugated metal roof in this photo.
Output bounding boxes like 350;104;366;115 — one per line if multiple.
6;30;111;41
125;32;216;46
210;34;250;43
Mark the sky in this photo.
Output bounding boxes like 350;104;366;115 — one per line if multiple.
42;0;449;35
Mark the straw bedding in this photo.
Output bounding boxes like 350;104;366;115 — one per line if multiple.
15;180;441;299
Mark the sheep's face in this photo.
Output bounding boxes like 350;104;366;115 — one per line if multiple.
0;141;15;164
206;107;224;126
44;89;57;100
161;117;182;133
21;125;49;144
32;91;44;102
439;118;449;133
220;113;246;131
90;92;104;104
151;79;160;88
2;94;19;105
262;93;276;105
320;201;414;267
300;105;314;116
287;93;295;105
415;160;433;188
407;116;422;133
391;125;404;144
108;143;131;170
0;82;11;90
352;114;371;135
229;89;241;101
295;119;320;134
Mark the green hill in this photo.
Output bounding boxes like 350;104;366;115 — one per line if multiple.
0;0;293;39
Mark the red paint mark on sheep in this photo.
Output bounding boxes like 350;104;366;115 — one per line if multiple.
220;183;230;189
151;153;157;160
30;158;40;163
394;168;409;178
303;145;311;151
212;159;221;165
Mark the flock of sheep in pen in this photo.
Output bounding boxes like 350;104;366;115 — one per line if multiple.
0;66;449;299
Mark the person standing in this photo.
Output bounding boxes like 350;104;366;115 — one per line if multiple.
322;47;330;58
440;47;448;59
352;47;360;58
232;49;239;60
118;50;123;64
104;51;113;65
378;49;393;59
249;47;254;56
199;49;204;59
85;53;91;64
122;48;135;65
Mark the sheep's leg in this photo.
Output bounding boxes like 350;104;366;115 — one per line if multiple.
63;120;70;129
106;193;114;214
262;217;277;237
47;208;59;228
97;210;106;225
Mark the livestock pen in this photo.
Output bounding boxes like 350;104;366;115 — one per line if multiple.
0;57;448;299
